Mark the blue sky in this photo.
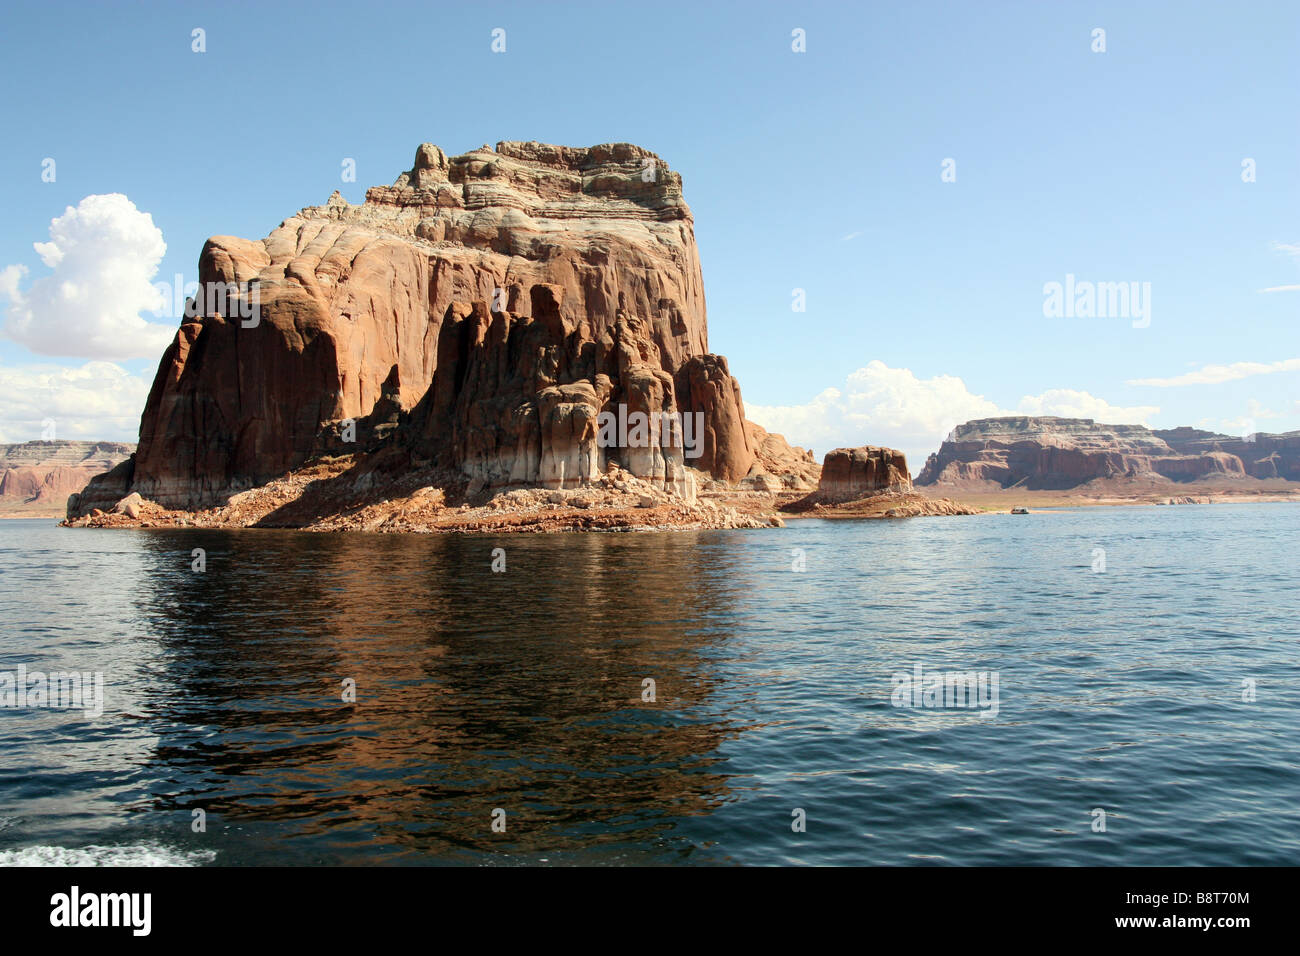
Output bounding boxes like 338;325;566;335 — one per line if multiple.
1;0;1296;463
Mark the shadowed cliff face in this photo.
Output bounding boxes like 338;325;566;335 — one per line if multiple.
916;417;1300;489
104;141;781;513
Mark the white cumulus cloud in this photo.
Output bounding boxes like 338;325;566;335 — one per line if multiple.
0;361;150;443
0;194;175;360
746;360;1159;465
1013;388;1159;421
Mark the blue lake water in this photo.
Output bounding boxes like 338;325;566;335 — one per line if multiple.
0;504;1297;865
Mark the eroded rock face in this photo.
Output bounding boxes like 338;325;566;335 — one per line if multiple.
916;417;1300;488
65;458;134;519
407;283;698;498
818;447;911;499
81;141;786;514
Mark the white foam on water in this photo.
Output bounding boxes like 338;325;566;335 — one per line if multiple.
0;844;216;867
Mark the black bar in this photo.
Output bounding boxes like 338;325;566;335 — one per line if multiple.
0;866;1276;942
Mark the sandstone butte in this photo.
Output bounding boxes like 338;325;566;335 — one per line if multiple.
916;417;1300;490
780;447;978;518
69;140;924;533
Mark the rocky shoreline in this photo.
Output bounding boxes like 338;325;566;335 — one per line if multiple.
929;483;1300;514
62;455;772;533
59;450;1298;533
62;449;987;533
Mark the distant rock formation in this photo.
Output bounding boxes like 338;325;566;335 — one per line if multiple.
1153;427;1300;481
818;447;911;499
780;446;976;517
0;441;134;511
916;417;1300;489
75;141;816;518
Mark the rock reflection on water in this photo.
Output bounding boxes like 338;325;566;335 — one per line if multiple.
7;506;1299;866
133;529;761;862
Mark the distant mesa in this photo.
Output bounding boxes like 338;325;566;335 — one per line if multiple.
0;441;134;514
916;417;1300;490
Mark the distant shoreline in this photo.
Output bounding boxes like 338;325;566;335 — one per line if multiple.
913;484;1300;513
26;483;1300;530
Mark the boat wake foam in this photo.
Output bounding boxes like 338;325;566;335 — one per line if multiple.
0;843;216;867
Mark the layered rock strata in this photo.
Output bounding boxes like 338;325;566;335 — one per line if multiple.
1154;427;1300;481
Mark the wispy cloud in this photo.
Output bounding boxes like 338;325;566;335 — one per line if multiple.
1127;357;1300;387
841;231;862;241
1261;242;1300;291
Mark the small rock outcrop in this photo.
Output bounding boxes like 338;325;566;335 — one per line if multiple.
777;445;940;517
742;422;819;491
817;446;911;499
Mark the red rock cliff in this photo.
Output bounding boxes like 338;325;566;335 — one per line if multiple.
102;141;777;512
